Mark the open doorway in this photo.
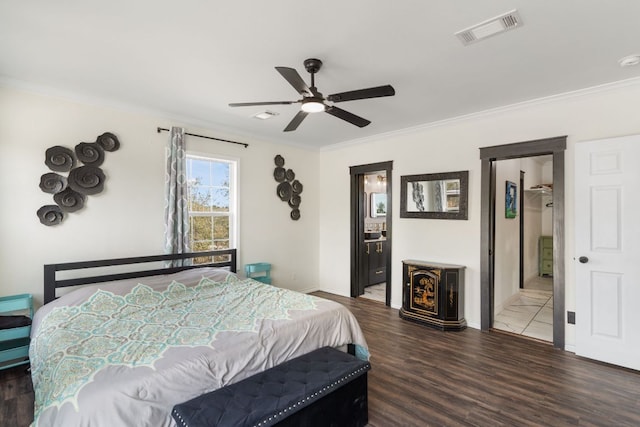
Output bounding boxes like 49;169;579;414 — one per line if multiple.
479;136;566;349
349;161;393;306
492;156;554;342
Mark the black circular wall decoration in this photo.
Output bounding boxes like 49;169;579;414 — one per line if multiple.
75;142;105;166
53;188;86;212
45;146;76;172
277;182;292;201
97;132;120;152
291;180;303;194
288;195;301;208
273;154;303;220
68;165;105;195
39;173;67;194
38;131;120;225
274;167;286;182
37;205;64;226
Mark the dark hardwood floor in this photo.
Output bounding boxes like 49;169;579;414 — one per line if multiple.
2;292;640;426
317;292;640;427
0;364;33;427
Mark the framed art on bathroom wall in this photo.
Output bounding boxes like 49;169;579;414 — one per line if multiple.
505;180;517;218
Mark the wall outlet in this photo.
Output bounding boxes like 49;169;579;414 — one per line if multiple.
567;311;575;324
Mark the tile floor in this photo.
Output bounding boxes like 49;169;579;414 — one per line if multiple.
494;277;553;342
362;283;386;303
362;278;553;341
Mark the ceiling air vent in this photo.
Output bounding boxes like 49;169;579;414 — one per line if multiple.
455;10;522;46
252;110;279;120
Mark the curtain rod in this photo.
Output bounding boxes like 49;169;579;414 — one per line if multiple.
156;127;249;148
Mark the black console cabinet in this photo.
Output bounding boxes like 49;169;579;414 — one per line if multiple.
400;260;466;331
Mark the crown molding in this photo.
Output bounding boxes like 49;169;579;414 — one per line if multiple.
321;76;640;152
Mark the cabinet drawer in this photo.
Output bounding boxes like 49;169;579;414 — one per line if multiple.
369;267;386;285
542;248;553;259
541;260;553;274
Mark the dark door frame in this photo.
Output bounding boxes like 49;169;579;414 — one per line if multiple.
519;170;525;289
350;161;393;306
479;136;566;349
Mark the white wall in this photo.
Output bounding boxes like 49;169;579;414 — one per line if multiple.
541;161;554;236
0;86;320;307
317;78;640;347
4;78;640;350
522;158;544;285
493;158;521;314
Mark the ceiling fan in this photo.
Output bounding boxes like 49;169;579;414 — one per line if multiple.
229;58;395;132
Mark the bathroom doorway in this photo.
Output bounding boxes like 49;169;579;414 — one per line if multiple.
349;161;393;306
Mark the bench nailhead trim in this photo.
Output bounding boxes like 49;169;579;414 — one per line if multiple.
173;410;188;427
252;365;369;427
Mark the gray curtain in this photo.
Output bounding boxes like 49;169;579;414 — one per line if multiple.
164;127;190;261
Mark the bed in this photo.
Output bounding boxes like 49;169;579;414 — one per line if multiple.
31;250;368;427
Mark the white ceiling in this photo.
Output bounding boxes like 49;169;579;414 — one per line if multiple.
1;1;639;149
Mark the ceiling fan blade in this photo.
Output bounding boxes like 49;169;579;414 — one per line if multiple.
327;85;395;103
275;67;312;96
229;101;295;107
284;111;309;132
325;106;371;128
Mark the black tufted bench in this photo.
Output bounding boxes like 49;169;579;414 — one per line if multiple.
172;346;371;427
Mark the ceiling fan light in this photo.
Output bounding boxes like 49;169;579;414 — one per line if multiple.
301;99;325;113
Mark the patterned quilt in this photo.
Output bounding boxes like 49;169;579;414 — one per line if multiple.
30;268;368;426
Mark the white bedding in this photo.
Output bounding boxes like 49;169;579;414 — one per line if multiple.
30;268;368;427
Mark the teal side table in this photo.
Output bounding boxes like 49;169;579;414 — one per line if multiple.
245;263;272;285
0;294;33;370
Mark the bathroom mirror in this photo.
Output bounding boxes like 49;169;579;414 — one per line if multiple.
400;170;468;219
370;192;387;218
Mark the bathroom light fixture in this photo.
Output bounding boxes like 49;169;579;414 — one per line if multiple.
300;98;325;113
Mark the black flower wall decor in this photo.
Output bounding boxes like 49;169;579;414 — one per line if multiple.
37;132;120;226
75;142;105;166
39;173;67;194
45;146;76;172
273;154;303;221
97;132;120;151
37;205;64;226
68;165;106;195
53;188;86;212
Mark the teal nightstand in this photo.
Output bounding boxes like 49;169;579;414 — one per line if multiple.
245;263;272;285
0;294;33;370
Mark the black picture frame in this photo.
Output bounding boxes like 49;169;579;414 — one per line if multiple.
400;171;468;220
505;180;517;218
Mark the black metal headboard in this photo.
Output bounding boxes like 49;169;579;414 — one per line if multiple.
43;249;237;304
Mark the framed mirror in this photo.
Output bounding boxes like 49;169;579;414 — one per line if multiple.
370;192;387;218
400;170;468;219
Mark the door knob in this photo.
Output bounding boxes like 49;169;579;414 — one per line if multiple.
578;256;589;264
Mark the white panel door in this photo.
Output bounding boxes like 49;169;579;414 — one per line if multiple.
575;134;640;370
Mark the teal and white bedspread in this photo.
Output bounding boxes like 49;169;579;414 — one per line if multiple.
29;268;368;427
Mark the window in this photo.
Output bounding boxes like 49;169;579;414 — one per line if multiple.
186;155;237;264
